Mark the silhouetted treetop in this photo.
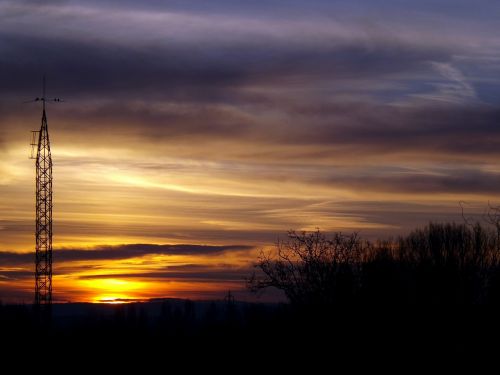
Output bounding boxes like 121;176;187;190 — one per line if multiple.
248;230;363;306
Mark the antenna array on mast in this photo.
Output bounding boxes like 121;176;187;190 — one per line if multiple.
28;76;62;309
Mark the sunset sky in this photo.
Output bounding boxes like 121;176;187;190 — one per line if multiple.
1;0;500;303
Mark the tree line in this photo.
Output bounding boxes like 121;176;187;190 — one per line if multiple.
248;222;500;305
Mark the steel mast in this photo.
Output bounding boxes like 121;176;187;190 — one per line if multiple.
29;77;60;307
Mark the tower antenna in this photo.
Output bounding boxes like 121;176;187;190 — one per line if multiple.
27;76;63;311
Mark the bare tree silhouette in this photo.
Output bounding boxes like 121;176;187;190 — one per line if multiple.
247;230;363;306
484;202;500;252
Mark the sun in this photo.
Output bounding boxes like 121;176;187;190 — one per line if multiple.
79;278;146;303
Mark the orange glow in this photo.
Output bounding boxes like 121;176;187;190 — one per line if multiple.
79;278;147;303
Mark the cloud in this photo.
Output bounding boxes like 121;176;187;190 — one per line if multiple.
278;101;500;158
77;264;251;282
0;33;450;99
9;97;500;164
0;244;253;266
1;0;494;165
411;62;477;104
0;270;32;280
316;167;500;195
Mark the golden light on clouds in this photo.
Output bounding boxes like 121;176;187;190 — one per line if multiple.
1;132;497;303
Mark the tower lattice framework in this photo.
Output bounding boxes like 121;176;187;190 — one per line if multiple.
35;107;53;305
30;87;54;307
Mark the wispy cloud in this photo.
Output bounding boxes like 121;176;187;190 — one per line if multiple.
411;62;478;104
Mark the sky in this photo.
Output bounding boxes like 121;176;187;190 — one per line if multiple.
1;0;500;303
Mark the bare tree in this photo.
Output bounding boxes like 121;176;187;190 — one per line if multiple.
484;201;500;252
247;230;364;306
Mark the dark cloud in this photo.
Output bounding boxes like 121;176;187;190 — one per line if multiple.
5;95;493;165
0;31;449;100
62;102;253;141
0;244;253;266
0;270;32;280
2;3;490;161
53;100;500;160
329;200;485;238
77;265;251;282
93;297;144;303
281;102;500;152
76;0;341;16
334;168;500;194
0;217;289;249
0;35;247;101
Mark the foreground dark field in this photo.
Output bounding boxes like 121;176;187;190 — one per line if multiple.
4;222;500;357
2;299;500;358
